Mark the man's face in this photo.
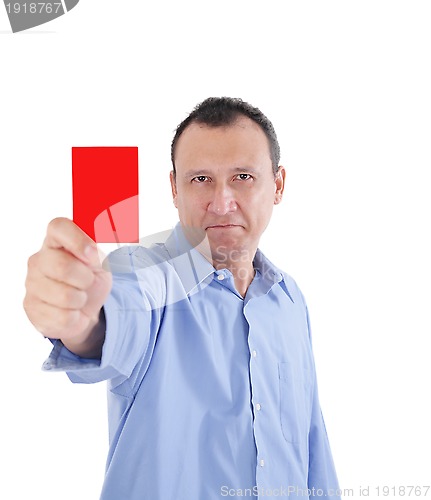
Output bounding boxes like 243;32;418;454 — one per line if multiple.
170;116;285;265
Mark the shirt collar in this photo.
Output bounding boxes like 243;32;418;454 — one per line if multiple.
253;248;284;283
162;223;294;302
251;249;294;303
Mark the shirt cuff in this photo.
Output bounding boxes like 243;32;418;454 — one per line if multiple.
42;339;101;372
41;293;126;384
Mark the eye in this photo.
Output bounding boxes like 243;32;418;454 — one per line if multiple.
192;175;209;183
235;173;253;181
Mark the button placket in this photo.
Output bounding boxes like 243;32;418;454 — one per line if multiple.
244;301;269;492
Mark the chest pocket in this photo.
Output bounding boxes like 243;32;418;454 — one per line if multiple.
278;361;313;444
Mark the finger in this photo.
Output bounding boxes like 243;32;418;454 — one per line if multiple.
79;267;112;318
26;272;88;310
23;295;96;340
36;247;95;290
43;217;100;267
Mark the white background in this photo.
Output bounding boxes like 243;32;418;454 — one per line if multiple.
1;1;430;498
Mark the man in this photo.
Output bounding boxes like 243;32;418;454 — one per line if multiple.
24;97;341;499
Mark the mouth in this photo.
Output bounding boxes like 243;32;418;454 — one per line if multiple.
206;224;242;230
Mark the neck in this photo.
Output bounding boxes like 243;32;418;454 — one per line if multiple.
194;239;258;297
212;253;256;297
224;263;256;297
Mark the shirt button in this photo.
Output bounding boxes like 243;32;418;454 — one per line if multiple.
259;459;265;467
256;403;261;411
252;350;257;358
217;274;225;281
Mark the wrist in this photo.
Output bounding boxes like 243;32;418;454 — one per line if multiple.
62;309;106;359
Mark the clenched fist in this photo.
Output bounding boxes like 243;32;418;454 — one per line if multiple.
23;217;112;358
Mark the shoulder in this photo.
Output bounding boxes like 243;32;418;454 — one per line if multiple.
280;272;308;308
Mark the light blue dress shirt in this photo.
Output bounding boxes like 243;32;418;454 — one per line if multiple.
44;223;341;499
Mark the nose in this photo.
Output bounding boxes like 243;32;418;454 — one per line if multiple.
207;184;237;215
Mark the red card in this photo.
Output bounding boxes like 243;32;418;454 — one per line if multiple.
72;147;139;243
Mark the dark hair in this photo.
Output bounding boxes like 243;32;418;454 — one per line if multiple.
171;97;280;177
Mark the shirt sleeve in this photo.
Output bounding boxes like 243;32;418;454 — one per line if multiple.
42;246;164;395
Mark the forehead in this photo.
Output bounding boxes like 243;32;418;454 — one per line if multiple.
174;116;272;170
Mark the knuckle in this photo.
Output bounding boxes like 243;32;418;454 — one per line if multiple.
22;298;41;328
60;288;86;309
23;277;39;305
54;257;72;279
50;252;94;288
57;309;78;329
27;252;39;271
47;218;61;235
22;295;31;314
48;217;67;231
75;269;92;290
76;289;88;308
58;287;73;306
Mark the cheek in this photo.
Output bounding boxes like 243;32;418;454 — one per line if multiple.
245;194;275;226
176;191;203;218
242;188;274;211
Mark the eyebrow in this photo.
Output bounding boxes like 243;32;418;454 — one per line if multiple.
184;167;260;179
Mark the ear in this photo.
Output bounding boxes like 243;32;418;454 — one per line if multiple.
274;166;286;205
170;171;178;208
